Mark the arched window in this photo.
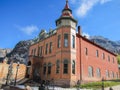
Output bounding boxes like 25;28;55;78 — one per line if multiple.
88;66;93;77
28;61;31;66
56;60;60;74
96;68;101;78
43;63;46;75
63;59;68;74
111;71;114;78
106;70;109;78
116;72;118;79
72;60;75;74
48;63;52;74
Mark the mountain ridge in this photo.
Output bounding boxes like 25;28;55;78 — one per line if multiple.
0;35;120;64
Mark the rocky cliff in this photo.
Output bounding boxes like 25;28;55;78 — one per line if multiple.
6;40;34;64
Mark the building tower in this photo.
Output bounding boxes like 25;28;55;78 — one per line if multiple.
55;0;78;86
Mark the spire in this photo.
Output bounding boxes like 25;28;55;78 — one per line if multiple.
64;0;69;9
55;0;77;27
62;0;72;17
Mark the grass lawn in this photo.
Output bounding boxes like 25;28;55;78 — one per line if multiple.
76;80;120;89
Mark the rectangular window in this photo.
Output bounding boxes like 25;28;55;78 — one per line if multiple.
39;46;42;56
64;64;68;74
108;55;110;62
96;50;99;57
48;66;51;74
113;57;114;63
64;34;68;47
58;35;61;48
49;42;52;53
31;49;33;55
72;60;75;74
43;66;46;75
34;48;36;56
85;48;88;55
56;60;60;74
72;35;75;48
45;44;48;55
38;47;40;56
102;53;105;59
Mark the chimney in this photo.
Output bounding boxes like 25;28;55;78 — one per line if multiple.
78;26;82;35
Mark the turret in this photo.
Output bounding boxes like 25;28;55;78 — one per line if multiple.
56;0;77;29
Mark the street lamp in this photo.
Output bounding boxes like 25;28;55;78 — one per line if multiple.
14;61;20;86
102;77;104;90
6;61;13;85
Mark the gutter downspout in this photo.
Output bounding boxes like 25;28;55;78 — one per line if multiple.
80;36;82;82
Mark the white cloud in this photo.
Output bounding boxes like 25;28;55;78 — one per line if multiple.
82;32;90;39
70;0;77;4
72;0;112;18
100;0;112;4
15;25;39;35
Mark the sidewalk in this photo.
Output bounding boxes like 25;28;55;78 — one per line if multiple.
104;85;120;90
1;85;120;90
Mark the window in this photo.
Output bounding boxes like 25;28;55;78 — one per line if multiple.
106;70;109;78
58;35;61;48
116;72;118;79
39;46;42;56
102;53;105;59
85;48;88;55
49;42;52;53
108;55;110;62
45;43;48;54
63;59;68;74
43;64;46;75
64;34;68;47
96;68;101;78
48;63;52;74
31;49;33;55
56;60;60;74
72;35;75;48
34;48;36;56
111;71;114;78
96;50;99;57
88;66;93;77
72;60;75;74
40;46;42;56
112;57;114;63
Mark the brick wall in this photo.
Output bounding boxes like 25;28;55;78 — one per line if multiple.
76;34;119;83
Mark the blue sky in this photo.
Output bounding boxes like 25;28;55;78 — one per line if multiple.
0;0;120;48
